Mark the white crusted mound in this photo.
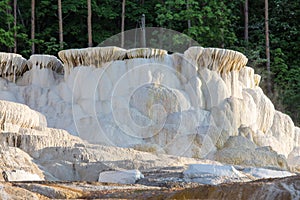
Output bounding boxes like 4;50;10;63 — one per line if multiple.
184;47;248;73
0;147;45;181
0;100;47;130
58;47;168;77
98;169;144;184
126;48;167;59
28;54;63;73
0;52;27;82
0;99;225;181
0;46;299;176
58;46;127;75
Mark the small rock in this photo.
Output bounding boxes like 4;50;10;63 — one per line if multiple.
3;170;43;182
98;169;144;184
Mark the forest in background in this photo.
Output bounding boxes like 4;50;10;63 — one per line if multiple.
0;0;299;125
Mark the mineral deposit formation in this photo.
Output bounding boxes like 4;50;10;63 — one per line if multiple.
0;47;299;184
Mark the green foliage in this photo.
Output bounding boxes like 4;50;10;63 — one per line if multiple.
155;0;241;47
271;48;300;123
0;29;14;48
0;0;14;49
0;0;298;124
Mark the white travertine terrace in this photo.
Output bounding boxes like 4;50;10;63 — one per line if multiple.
0;52;27;82
58;47;167;76
184;46;248;74
58;46;247;79
0;45;299;182
0;100;47;130
58;46;127;75
28;54;63;73
126;48;167;59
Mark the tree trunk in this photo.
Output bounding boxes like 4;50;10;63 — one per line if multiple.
186;0;191;47
31;0;35;54
244;0;248;42
7;1;12;52
87;0;92;47
265;0;271;95
14;0;17;53
58;0;63;49
140;14;146;47
186;1;191;30
121;0;125;48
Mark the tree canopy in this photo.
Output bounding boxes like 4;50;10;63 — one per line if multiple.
0;0;299;125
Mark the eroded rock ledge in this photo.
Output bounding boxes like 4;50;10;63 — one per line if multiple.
58;46;248;76
0;53;63;82
0;52;27;82
0;46;249;80
28;55;63;74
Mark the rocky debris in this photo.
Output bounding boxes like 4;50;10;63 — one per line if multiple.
0;182;48;200
10;181;164;199
183;164;249;185
136;166;186;187
98;169;144;184
138;165;295;187
242;167;295;179
168;175;300;200
31;142;222;181
214;136;289;170
0;175;299;199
